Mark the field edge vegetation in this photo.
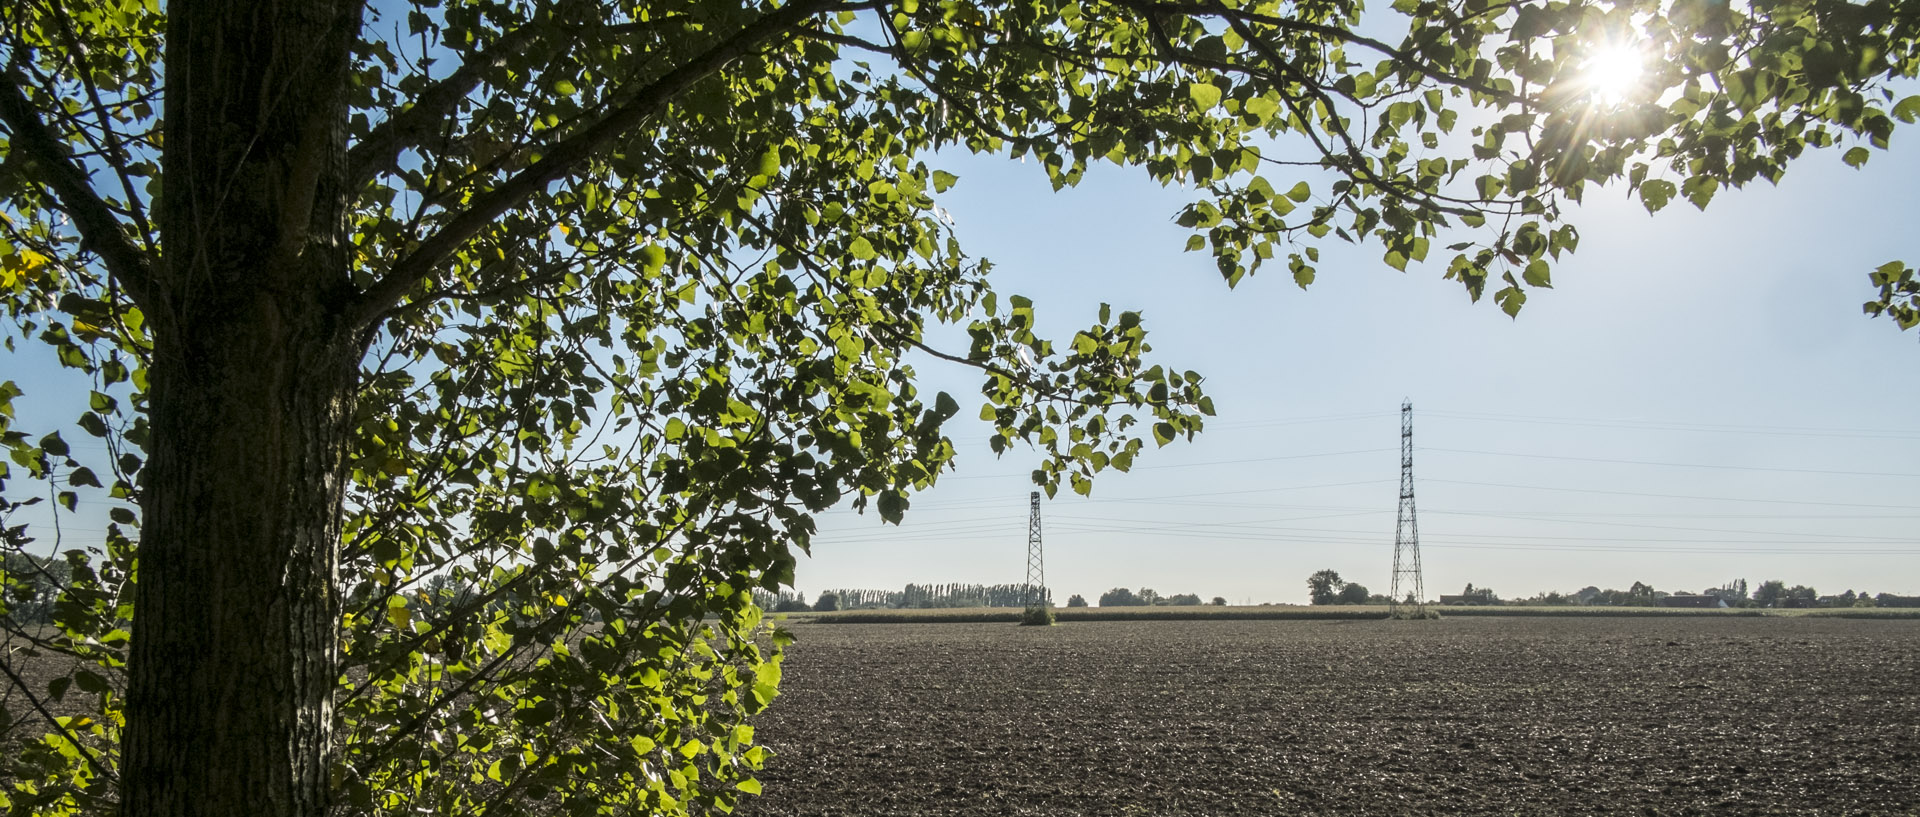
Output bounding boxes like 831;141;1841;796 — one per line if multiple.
795;605;1920;624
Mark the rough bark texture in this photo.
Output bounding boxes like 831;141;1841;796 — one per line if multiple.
120;1;365;815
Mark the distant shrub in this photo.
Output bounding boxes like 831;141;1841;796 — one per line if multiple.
1066;594;1088;607
813;592;840;612
1210;597;1227;606
1019;605;1055;626
1098;587;1149;607
1164;593;1202;606
773;593;811;613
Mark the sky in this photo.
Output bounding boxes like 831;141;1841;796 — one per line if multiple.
7;24;1917;608
796;134;1920;605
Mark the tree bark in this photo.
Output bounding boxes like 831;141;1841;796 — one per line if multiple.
121;2;365;815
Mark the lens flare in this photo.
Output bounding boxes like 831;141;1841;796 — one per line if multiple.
1582;44;1646;105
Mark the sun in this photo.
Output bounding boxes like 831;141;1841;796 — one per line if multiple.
1580;43;1647;106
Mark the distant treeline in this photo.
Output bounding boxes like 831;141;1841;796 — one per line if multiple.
1438;579;1920;609
752;584;1051;612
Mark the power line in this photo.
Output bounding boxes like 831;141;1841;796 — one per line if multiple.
924;447;1395;482
1205;411;1397;430
1422;478;1920;509
1424;408;1920;441
1427;509;1919;542
1428;446;1920;479
1043;523;1920;556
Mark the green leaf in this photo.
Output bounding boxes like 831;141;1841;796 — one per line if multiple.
932;170;958;193
639;244;667;274
386;600;410;630
514;699;557;726
1522;259;1551;288
1188;82;1222;110
876;491;906;524
736;779;763;795
1286;182;1312;202
1494;286;1527;317
1638;180;1676;213
1843;146;1870;168
74;669;109;695
1893;95;1920;123
849;236;877;261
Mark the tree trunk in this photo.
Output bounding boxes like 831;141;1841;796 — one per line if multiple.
121;2;365;815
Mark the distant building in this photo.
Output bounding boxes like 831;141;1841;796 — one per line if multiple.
1657;594;1727;609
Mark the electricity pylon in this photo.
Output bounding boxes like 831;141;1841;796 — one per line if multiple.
1390;401;1427;616
1024;491;1047;610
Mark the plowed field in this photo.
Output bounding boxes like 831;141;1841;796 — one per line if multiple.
742;617;1920;816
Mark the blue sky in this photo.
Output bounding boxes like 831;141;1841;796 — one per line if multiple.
12;129;1914;606
798;136;1920;604
8;26;1916;606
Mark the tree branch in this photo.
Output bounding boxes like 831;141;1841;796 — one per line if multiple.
43;2;157;254
0;654;118;784
1119;0;1528;105
0;74;155;305
345;12;553;189
352;0;865;329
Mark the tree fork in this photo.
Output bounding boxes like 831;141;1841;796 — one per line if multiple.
121;1;366;814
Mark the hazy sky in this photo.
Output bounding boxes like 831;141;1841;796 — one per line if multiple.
798;137;1920;605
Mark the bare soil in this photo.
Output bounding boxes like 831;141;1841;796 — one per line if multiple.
741;617;1920;816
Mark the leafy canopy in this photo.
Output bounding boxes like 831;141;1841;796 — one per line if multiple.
3;0;1919;813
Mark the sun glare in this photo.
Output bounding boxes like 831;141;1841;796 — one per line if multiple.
1581;44;1647;106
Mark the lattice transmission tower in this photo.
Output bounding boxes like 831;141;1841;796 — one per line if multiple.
1389;401;1427;616
1024;491;1047;610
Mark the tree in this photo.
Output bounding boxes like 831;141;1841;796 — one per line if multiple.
6;0;1919;814
1098;587;1146;607
1706;579;1750;605
1337;582;1372;605
1628;581;1657;604
1307;569;1344;605
1065;594;1088;608
812;591;840;612
0;548;71;624
1787;585;1820;607
1755;580;1790;608
1164;592;1202;605
1210;596;1228;606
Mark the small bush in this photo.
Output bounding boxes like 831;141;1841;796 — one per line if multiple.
813;592;840;612
1019;605;1055;626
1065;594;1088;608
